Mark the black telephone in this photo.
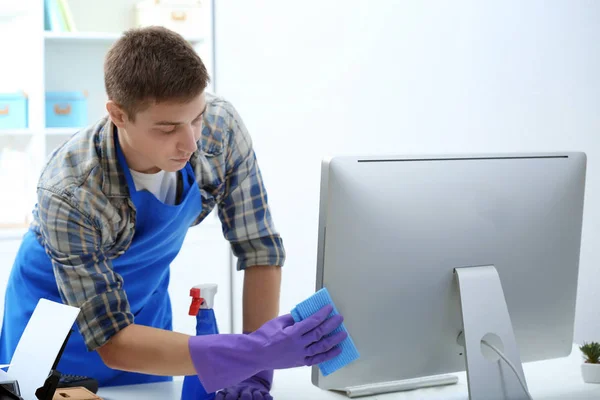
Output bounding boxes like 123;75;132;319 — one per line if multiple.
57;374;99;394
35;330;98;399
0;384;23;400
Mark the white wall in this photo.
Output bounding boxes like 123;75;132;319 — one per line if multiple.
216;0;600;341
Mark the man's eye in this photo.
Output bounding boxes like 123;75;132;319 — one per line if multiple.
159;127;176;134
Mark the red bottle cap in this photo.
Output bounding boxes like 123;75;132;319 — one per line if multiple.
188;287;204;316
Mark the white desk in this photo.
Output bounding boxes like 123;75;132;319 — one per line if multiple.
97;344;600;399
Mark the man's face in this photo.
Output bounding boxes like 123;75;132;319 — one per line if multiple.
114;92;207;173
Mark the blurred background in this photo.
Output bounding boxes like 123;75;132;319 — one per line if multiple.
0;1;598;365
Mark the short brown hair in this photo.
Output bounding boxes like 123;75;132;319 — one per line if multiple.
104;26;210;120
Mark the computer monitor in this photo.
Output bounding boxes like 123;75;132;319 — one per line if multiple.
313;152;586;399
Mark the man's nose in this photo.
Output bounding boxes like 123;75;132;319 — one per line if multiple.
179;124;198;153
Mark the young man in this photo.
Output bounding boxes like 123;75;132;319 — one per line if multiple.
0;26;345;398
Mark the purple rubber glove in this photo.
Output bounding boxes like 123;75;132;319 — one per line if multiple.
189;304;346;393
215;370;273;400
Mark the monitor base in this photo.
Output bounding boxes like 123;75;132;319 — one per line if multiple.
333;374;458;398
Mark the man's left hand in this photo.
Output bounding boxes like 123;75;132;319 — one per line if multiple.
215;370;273;400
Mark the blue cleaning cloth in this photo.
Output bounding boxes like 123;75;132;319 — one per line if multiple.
291;287;360;376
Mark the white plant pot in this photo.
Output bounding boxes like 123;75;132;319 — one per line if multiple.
581;362;600;383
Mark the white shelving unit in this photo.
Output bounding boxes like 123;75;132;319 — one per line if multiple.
0;0;215;230
43;31;123;42
44;127;80;135
0;0;232;337
0;129;34;137
44;31;205;44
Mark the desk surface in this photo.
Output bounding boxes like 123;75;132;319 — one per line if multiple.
97;344;600;400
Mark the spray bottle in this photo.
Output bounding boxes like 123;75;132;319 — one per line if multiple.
181;283;219;400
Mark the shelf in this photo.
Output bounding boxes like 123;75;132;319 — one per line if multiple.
44;31;204;45
0;129;79;138
44;31;122;43
45;127;81;136
0;129;34;136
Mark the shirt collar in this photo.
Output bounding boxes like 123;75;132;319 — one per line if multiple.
99;116;130;198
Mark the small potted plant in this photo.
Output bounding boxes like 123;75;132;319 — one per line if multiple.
580;341;600;383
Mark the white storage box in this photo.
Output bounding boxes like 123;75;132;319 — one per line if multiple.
135;0;209;40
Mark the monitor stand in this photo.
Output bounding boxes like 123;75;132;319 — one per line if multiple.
454;265;530;400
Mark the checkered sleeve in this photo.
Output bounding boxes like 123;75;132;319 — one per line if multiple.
36;188;134;351
217;104;286;270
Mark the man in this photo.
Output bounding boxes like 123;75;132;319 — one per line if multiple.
0;26;345;399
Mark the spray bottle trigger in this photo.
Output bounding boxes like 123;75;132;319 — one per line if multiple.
188;287;204;316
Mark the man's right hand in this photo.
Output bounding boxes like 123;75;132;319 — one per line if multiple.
247;304;347;369
188;304;346;393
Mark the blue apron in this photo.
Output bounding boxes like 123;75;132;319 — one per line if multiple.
0;131;202;386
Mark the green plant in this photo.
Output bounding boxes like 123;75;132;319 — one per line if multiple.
580;342;600;364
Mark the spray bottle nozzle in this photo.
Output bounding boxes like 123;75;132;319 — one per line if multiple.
188;287;204;316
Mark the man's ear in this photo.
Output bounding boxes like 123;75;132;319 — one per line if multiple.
106;101;128;128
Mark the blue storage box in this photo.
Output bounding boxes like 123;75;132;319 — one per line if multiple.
45;91;88;128
0;92;28;129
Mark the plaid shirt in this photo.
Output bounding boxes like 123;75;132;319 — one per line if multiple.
30;93;285;351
